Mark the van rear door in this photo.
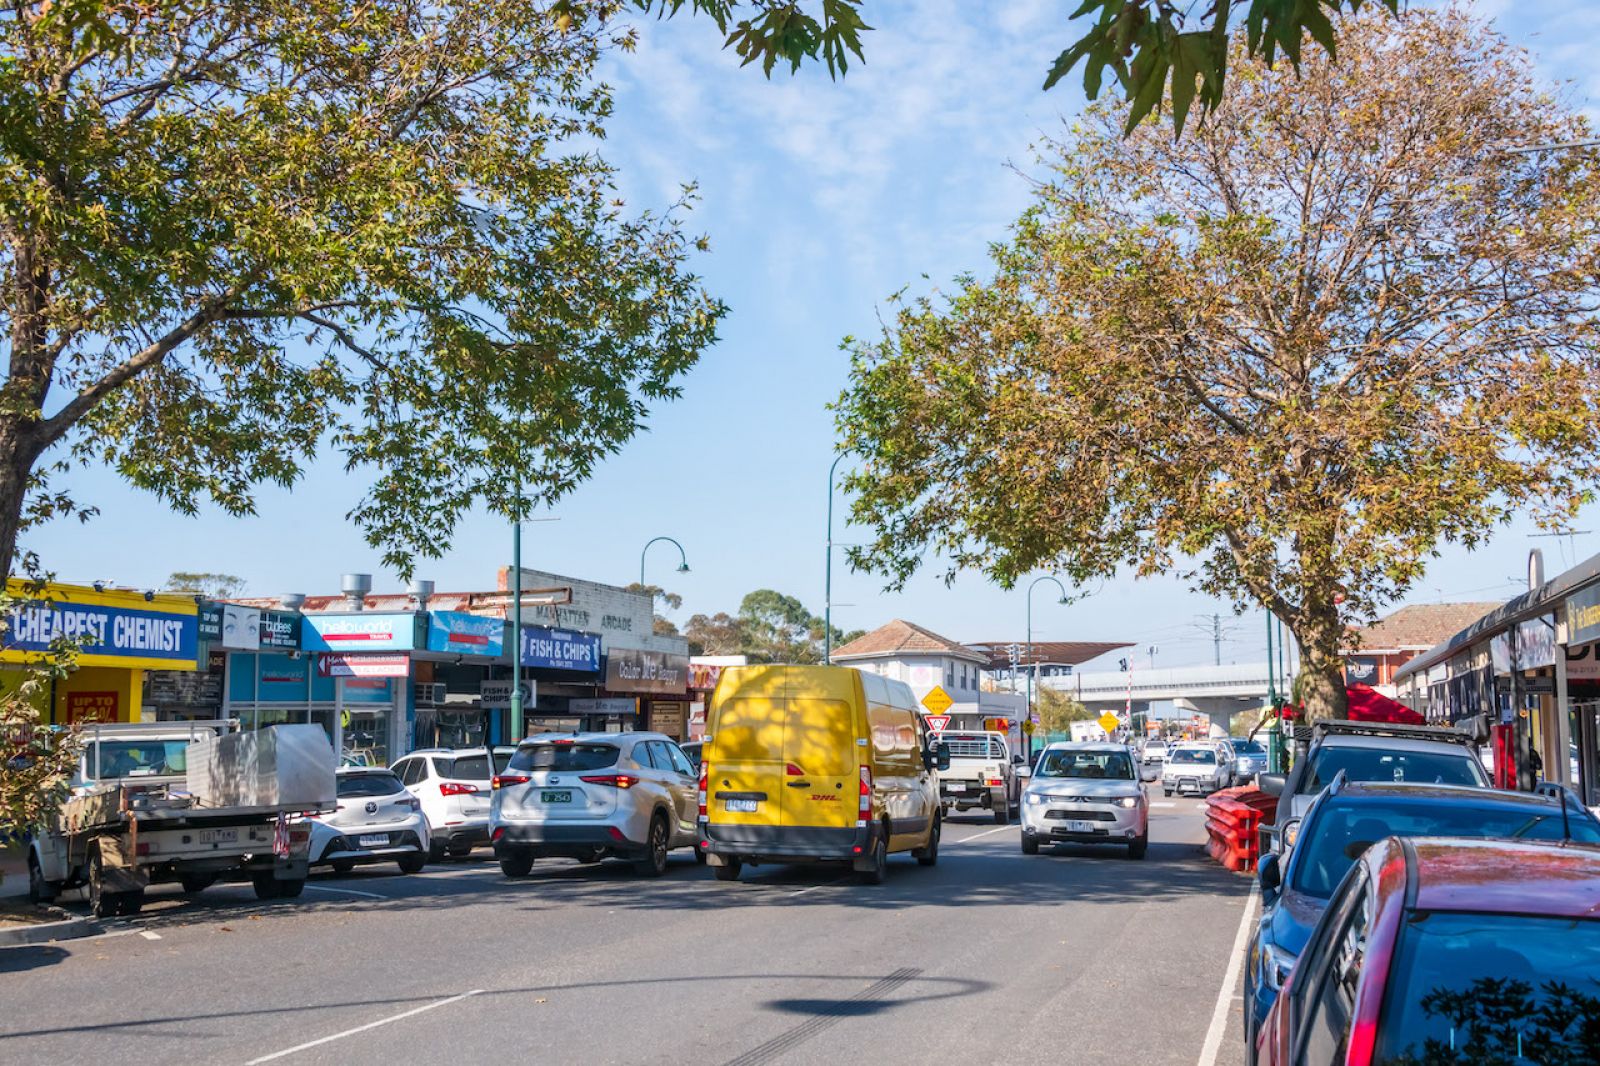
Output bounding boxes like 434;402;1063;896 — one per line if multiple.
779;699;858;831
708;697;784;828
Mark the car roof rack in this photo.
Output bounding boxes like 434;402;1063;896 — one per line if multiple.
1309;719;1476;747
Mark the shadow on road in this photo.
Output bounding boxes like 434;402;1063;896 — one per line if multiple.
0;944;69;974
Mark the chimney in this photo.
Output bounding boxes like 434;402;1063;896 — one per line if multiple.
341;573;373;612
281;592;307;612
409;578;435;612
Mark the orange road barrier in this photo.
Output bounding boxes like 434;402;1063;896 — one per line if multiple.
1203;787;1278;873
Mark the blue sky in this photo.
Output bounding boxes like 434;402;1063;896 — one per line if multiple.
32;1;1600;668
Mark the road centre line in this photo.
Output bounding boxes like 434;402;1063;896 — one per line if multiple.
301;884;389;900
245;989;484;1064
1150;802;1177;808
1197;881;1259;1066
944;824;1014;846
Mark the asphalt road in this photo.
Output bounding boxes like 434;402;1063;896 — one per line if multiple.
1;789;1255;1066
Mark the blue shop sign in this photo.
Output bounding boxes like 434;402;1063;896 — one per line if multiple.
4;599;199;668
520;624;601;672
427;611;506;657
300;613;423;653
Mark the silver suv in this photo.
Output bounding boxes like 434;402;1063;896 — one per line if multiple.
489;732;701;878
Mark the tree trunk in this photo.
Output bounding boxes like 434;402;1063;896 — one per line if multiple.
1295;604;1349;723
0;417;41;586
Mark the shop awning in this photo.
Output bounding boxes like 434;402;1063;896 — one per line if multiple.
1346;684;1425;725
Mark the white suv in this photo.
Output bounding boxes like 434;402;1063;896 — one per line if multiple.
489;732;701;878
389;747;494;859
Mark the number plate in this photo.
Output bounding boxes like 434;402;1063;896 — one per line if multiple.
358;834;389;847
540;790;572;803
1064;820;1096;833
199;829;237;844
724;798;759;813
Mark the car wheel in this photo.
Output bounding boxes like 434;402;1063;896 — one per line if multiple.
499;851;535;878
635;813;670;877
448;842;474;859
1163;788;1173;797
276;878;306;899
27;852;56;904
713;858;742;882
860;831;889;885
88;850;118;920
428;839;446;862
914;814;941;867
251;873;282;901
1127;833;1148;860
179;873;217;893
1021;833;1040;856
992;804;1008;825
396;852;426;875
330;860;357;876
118;890;145;917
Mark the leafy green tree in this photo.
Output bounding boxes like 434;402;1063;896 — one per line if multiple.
681;590;848;660
1037;686;1093;734
833;10;1600;722
165;572;247;601
0;1;724;582
624;583;684;637
639;0;1399;133
683;610;745;656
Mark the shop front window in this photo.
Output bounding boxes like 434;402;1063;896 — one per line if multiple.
343;710;390;767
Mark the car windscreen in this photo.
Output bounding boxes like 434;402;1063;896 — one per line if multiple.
1231;740;1266;755
87;740;191;779
1289;799;1600;899
1169;748;1215;765
436;754;490;781
1302;745;1485;793
1374;912;1600;1063
1035;750;1135;780
337;772;405;798
508;743;619;772
943;734;1005;759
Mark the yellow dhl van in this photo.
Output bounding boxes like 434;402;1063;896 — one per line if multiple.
698;664;950;883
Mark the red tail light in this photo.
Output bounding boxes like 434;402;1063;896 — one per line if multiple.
607;826;626;842
439;781;477;797
786;763;805;776
491;774;530;790
984;777;1003;787
859;766;872;819
492;827;505;842
697;764;708;819
580;774;640;789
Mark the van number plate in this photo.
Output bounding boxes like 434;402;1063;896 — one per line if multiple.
541;791;572;803
724;798;759;813
199;829;237;844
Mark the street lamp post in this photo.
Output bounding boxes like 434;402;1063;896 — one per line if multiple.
639;536;691;588
1026;576;1070;759
824;452;848;665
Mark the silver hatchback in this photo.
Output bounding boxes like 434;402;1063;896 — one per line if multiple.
489;732;701;878
1020;742;1149;859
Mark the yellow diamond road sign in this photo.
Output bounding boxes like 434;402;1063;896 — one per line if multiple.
1098;712;1121;734
921;685;954;715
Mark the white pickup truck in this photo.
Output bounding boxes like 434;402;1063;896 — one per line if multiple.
936;730;1021;824
27;720;335;918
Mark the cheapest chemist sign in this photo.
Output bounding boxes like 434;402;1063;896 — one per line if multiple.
3;583;199;670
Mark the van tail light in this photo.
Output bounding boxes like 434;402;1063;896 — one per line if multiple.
786;763;805;776
697;764;708;819
580;774;640;789
439;782;477;797
859;766;872;818
491;774;530;791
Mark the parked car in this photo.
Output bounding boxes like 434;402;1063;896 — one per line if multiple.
1227;738;1268;781
937;730;1020;824
1257;721;1488;854
491;745;519;775
1244;777;1600;1051
699;664;948;884
1141;738;1169;765
1162;743;1229;796
1020;743;1148;858
489;732;701;877
389;747;495;859
307;768;430;875
1254;836;1600;1065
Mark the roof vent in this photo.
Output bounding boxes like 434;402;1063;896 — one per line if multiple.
409;579;435;612
341;573;372;612
281;592;306;612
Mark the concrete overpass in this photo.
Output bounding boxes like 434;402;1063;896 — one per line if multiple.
1042;662;1272;734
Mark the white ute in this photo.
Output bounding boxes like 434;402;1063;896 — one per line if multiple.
936;730;1020;824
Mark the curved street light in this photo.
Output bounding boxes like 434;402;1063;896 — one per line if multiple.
640;536;690;588
1026;575;1071;759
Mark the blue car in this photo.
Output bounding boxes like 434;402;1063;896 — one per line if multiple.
1226;738;1268;781
1241;776;1600;1059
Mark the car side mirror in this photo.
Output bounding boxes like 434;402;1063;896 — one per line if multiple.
935;742;952;772
1258;772;1286;797
1016;763;1032;781
1258;852;1282;904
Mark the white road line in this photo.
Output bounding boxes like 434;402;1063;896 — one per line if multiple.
788;876;853;897
1151;802;1177;808
301;884;389;900
1197;881;1259;1066
943;824;1014;846
245;989;484;1064
139;930;161;941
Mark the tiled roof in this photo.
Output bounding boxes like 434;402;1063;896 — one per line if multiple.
1346;602;1501;652
832;619;989;663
